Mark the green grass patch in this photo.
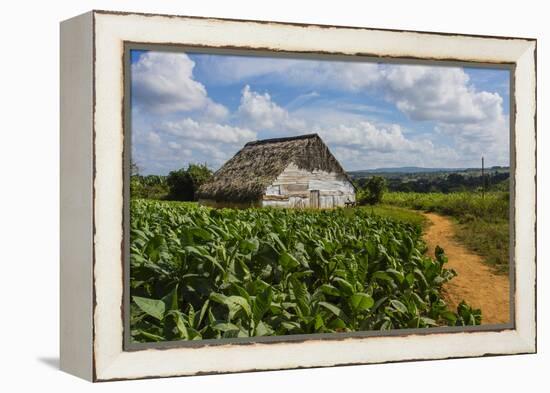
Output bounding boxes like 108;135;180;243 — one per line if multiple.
364;204;428;229
453;217;510;273
383;191;509;221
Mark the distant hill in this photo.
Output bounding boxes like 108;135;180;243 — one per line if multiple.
349;166;509;176
350;166;510;193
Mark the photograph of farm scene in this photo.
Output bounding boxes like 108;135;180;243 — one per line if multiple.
128;49;511;343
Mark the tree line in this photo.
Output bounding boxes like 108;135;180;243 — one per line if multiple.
130;163;213;201
355;172;509;194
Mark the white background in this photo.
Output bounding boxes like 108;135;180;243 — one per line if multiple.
0;0;546;391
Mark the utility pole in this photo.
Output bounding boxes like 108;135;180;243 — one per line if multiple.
481;156;485;198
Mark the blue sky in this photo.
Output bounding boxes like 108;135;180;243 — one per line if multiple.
130;49;510;175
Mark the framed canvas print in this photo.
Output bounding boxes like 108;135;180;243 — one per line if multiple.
60;10;537;382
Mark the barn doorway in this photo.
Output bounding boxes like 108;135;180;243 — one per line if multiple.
310;190;320;208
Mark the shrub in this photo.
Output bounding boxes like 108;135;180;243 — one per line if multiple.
357;176;386;205
167;164;212;201
167;169;194;201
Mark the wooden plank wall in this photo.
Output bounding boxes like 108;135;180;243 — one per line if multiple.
263;163;355;208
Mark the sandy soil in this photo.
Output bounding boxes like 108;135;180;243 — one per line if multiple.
422;212;510;324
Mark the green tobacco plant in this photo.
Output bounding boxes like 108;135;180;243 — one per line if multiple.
129;200;481;343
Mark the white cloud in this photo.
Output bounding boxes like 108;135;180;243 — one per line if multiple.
237;85;306;132
132;122;252;175
201;57;507;146
162;117;256;144
132;51;228;118
381;65;504;124
317;122;427;153
285;61;380;91
146;131;161;145
436;112;509;164
232;83;497;169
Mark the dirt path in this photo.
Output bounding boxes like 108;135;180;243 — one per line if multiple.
422;212;510;324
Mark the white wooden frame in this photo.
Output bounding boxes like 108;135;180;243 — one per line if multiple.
60;10;536;382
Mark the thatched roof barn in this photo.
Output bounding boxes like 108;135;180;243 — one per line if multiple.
197;134;355;208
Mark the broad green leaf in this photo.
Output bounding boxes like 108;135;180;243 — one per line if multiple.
161;284;179;312
350;293;374;312
413;268;429;288
278;251;300;270
281;321;301;331
326;318;347;330
200;254;226;274
268;232;287;251
372;271;394;283
386;268;405;284
133;296;165;321
166;310;188;339
333;277;354;296
319;301;349;323
197;299;210;328
211;322;241;333
319;284;340;297
314;313;325;330
252;287;272;323
420;316;437;326
390;299;408;314
440;310;458;325
227;295;252;318
240;238;259;253
209;292;228;305
290;277;310;316
134;329;165;342
191;227;212;241
255;321;274;336
210;292;251;319
380;320;392;330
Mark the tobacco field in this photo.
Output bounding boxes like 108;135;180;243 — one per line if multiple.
130;200;481;343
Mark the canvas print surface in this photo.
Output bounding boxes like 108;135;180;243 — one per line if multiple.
128;49;511;344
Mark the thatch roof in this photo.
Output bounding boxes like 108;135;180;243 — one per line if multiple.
197;133;353;202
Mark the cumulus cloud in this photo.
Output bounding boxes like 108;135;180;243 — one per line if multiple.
237;85;306;132
234;85;445;167
168;141;181;150
200;57;507;142
317;122;427;154
381;65;504;124
161;118;256;144
130;52;258;174
132;128;194;175
132;51;228;118
271;62;507;166
146;131;161;145
436;111;509;164
132;121;256;174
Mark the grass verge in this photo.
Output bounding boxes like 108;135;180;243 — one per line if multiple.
453;218;509;273
382;192;510;273
364;204;428;229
